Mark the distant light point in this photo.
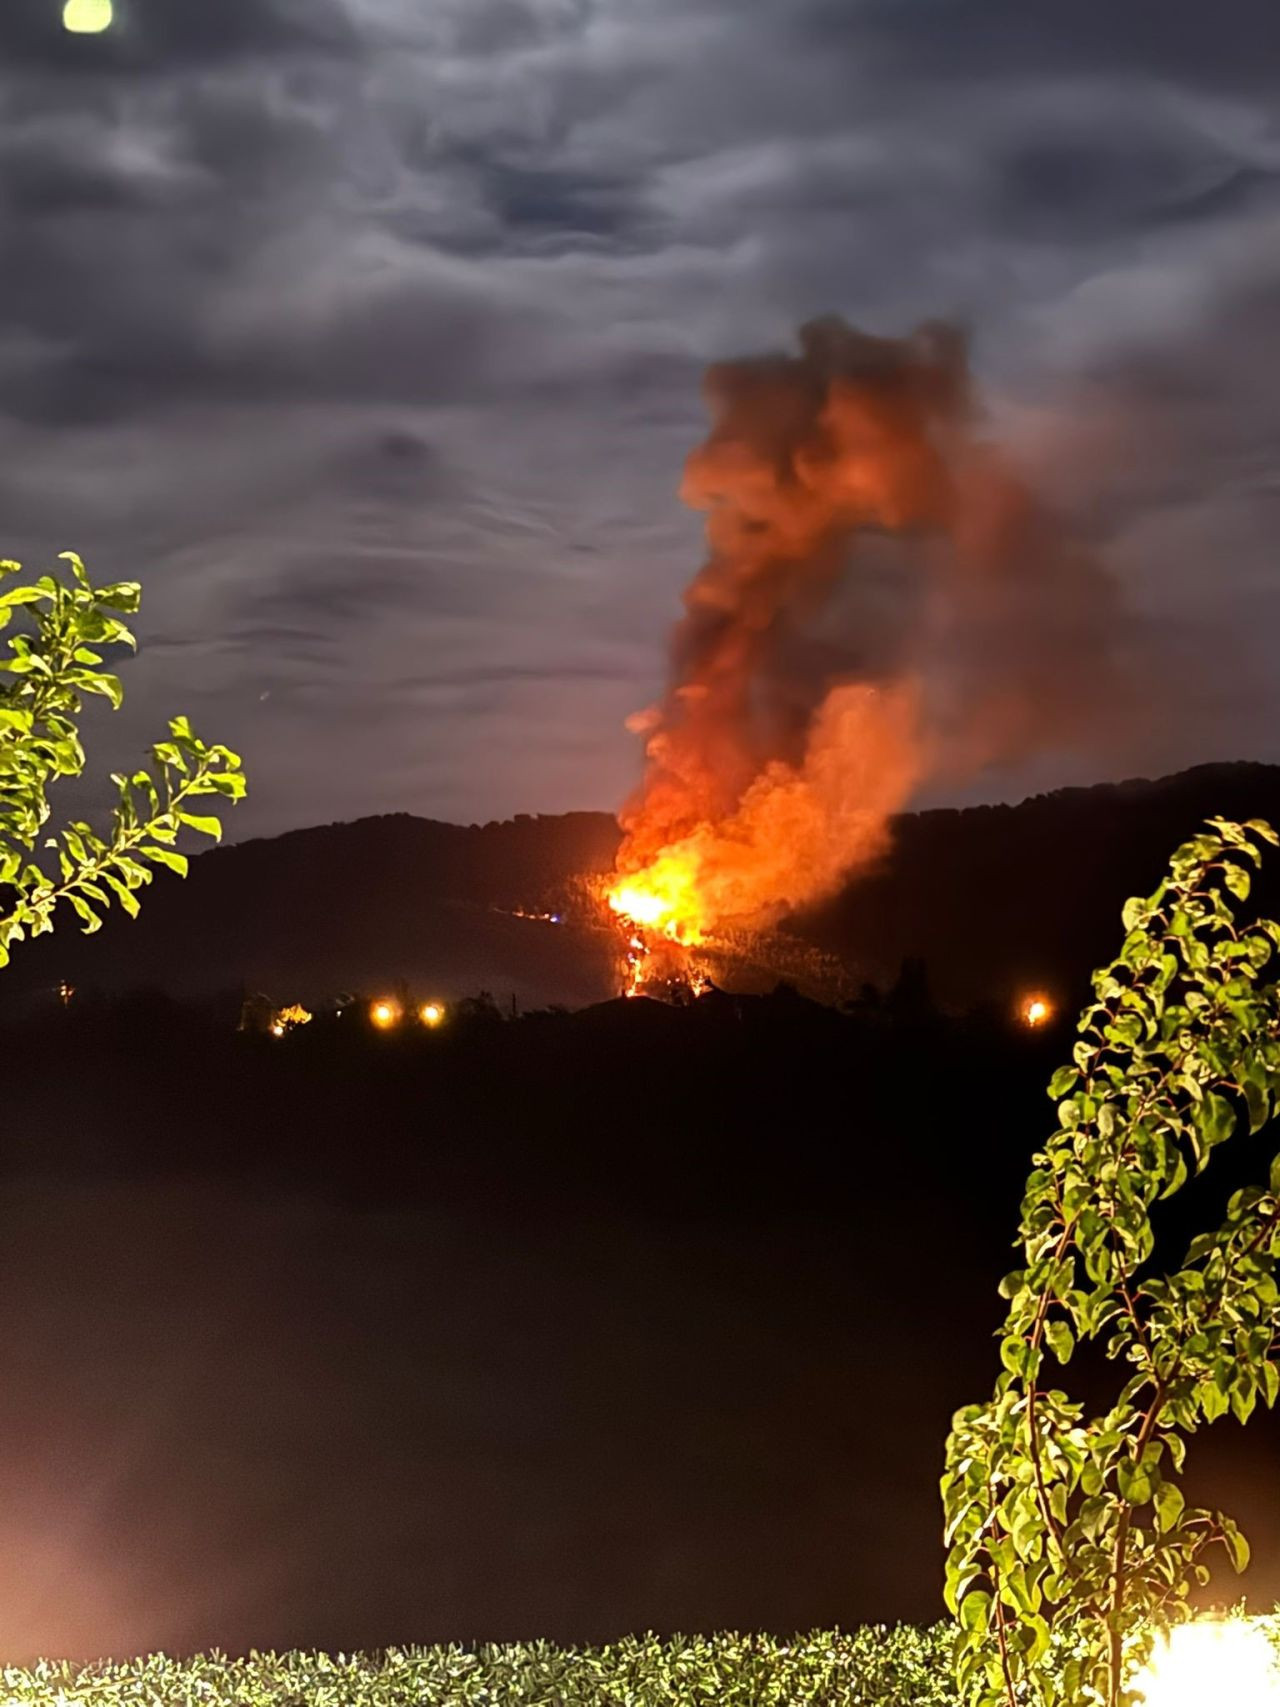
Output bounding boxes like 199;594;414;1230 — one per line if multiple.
63;0;114;32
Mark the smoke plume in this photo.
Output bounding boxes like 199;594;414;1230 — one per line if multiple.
612;315;1132;938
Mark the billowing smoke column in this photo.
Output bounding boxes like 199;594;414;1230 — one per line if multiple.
608;315;1127;975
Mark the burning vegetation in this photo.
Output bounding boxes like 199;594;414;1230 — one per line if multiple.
606;316;1128;996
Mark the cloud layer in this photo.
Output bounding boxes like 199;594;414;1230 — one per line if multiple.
2;0;1277;834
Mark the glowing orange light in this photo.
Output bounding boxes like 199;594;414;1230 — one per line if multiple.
371;999;400;1029
1022;995;1052;1028
419;1002;444;1027
270;1023;284;1038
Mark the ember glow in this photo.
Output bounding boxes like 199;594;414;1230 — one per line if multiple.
1132;1619;1280;1707
607;315;1124;994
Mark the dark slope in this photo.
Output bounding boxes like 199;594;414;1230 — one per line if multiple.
796;760;1280;1009
6;761;1280;1013
1;810;623;1013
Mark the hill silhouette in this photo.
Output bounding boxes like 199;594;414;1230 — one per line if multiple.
5;760;1280;1014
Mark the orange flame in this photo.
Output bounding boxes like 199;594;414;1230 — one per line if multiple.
606;319;960;984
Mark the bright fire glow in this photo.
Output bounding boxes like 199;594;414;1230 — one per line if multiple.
63;0;114;31
420;1003;444;1027
1022;994;1052;1028
270;1023;284;1039
1132;1619;1280;1707
371;1000;400;1029
607;859;709;996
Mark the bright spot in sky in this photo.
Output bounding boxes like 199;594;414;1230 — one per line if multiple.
63;0;114;31
1021;994;1052;1028
1132;1620;1280;1707
371;1000;399;1029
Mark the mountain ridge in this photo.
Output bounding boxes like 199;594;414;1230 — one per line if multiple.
5;759;1280;1014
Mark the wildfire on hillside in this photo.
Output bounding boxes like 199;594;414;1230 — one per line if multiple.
604;314;1131;997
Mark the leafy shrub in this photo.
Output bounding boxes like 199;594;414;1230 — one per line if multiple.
2;1620;1279;1704
944;818;1280;1706
0;1629;958;1706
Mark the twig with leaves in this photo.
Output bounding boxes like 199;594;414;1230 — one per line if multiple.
0;552;245;968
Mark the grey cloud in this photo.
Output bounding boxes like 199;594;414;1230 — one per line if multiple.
801;0;1280;95
0;0;1276;834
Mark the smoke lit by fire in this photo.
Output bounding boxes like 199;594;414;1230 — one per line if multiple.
607;316;1126;994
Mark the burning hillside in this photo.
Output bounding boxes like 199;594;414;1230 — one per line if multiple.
605;315;1130;995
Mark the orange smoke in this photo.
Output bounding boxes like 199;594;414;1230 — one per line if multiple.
609;315;1125;986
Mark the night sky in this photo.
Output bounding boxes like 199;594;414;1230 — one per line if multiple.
2;0;1279;838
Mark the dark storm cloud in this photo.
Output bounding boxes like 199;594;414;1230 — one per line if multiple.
802;0;1280;94
0;0;1276;834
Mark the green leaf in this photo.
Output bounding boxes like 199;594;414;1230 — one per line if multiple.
1223;861;1252;900
1199;1381;1230;1423
1222;1522;1251;1573
101;872;140;919
83;672;124;710
66;893;101;934
1116;1461;1153;1506
142;846;188;878
959;1589;991;1632
1153;1481;1184;1533
1044;1319;1074;1366
95;581;142;614
176;812;222;842
1197;1092;1236;1152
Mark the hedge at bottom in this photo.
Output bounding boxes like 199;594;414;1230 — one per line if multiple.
0;1627;958;1707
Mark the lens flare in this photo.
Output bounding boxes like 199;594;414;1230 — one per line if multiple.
1132;1620;1280;1707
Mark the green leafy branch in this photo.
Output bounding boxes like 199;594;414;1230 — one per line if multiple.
0;552;245;968
943;818;1280;1707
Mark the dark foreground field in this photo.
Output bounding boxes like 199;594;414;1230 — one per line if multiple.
3;986;1280;1663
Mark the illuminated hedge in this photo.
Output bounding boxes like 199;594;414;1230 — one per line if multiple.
0;1629;958;1706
